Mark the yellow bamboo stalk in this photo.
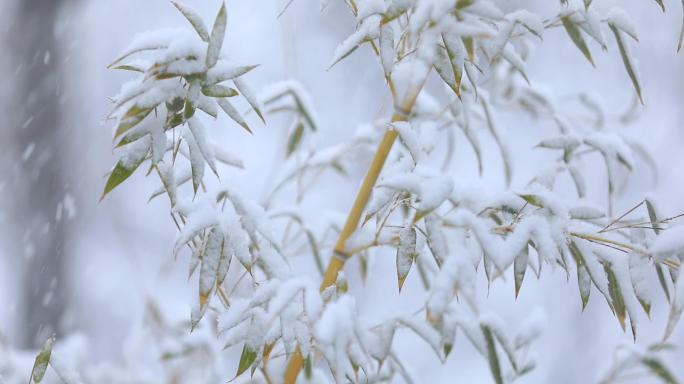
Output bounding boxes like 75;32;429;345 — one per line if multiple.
283;81;425;384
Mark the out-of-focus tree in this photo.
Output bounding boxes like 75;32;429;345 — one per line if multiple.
6;0;68;347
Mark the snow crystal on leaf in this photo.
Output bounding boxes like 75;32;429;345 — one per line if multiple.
607;7;639;42
650;225;684;258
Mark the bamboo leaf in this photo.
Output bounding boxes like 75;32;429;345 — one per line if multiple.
201;84;238;98
442;34;464;98
481;325;503;384
101;150;148;200
115;105;153;139
653;0;665;12
379;24;395;77
514;246;528;298
217;98;252;134
172;1;210;41
29;335;55;384
570;241;592;309
561;16;594;66
605;264;627;330
286;121;305;157
234;78;265;124
646;198;661;235
184;130;205;194
609;24;643;104
235;344;258;378
112;63;145;72
518;194;544;208
199;228;222;311
206;2;227;68
663;268;684;341
396;227;417;292
657;264;672;302
642;358;678;384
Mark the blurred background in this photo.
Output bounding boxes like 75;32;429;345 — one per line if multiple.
1;0;684;382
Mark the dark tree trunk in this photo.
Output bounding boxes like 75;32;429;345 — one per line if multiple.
7;0;68;347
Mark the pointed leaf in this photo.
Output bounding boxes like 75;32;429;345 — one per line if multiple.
605;264;627;330
206;2;227;68
115;105;154;139
30;335;55;384
562;16;594;66
234;78;265;124
396;226;417;292
642;358;677;384
101;149;148;200
481;325;503;384
202;84;238;98
609;24;643;103
217;98;252;134
514;246;528;298
172;1;210;41
286;121;305;157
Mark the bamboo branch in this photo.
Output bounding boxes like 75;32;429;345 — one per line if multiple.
283;75;428;384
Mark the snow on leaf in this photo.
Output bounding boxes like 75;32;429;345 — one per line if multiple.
650;225;684;258
155;161;177;206
629;253;653;316
188;117;218;176
664;266;684;340
173;198;219;255
536;135;581;151
199;228;222;310
201;84;238;98
217;98;252;134
183;128;205;194
581;8;606;49
481;324;503;384
507;10;544;40
396;226;417;291
392;122;423;163
30;334;55;384
329;15;381;69
235;344;258;378
101;137;150;200
606;7;639;42
114;105;154;139
234;78;265;124
397;316;443;360
172;1;210;42
488;20;515;63
206;63;259;85
213;143;244;168
572;240;613;310
108;28;189;68
379;23;395;77
569;203;605;220
568;163;587;198
645;197;661;235
206;2;227;68
608;22;643;104
514;246;528;298
216;236;231;285
561;15;594;66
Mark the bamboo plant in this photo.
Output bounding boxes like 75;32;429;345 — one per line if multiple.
21;0;684;383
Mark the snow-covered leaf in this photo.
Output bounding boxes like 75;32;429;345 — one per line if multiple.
30;335;55;384
206;2;227;68
172;1;210;41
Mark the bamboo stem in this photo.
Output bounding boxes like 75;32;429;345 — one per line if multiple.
283;78;426;384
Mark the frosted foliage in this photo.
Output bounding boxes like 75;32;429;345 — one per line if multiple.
13;1;682;384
